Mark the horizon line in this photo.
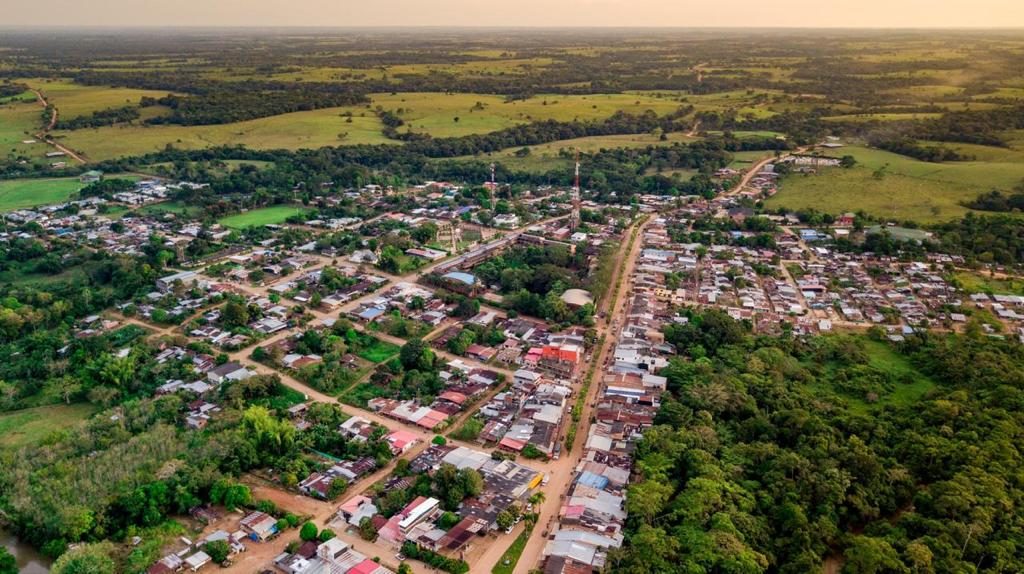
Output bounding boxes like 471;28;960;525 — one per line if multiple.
2;24;1024;31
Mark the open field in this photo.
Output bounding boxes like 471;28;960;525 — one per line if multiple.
952;271;1024;296
22;78;172;120
459;132;701;173
0;96;48;164
52;105;389;160
356;339;401;363
135;200;206;218
807;338;936;414
370;92;691;138
218;205;307;228
0;177;84;212
766;144;1024;223
0;404;97;450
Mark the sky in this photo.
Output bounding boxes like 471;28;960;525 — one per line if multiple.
4;0;1023;28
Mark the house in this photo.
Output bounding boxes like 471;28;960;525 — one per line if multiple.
384;430;421;455
239;511;279;541
157;270;199;292
207;362;252;384
184;551;211;572
80;170;103;184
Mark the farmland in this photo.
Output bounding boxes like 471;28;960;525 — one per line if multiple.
0;177;84;211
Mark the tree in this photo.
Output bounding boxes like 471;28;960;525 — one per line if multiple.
399;338;434;372
222;300;250;328
358;516;378;541
319;529;336;542
300;521;319;542
843;536;908;574
51;543;115;574
0;548;17;574
204;540;231;565
496;510;515;531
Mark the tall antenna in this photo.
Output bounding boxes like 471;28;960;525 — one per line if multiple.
489;162;496;211
570;149;581;232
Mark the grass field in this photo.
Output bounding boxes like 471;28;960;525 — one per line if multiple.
765;144;1024;223
370;92;690;138
136;200;205;218
459;132;701;173
218;205;307;228
356;338;400;363
0;177;84;211
952;271;1024;296
53;105;388;160
808;338;936;414
0;95;48;164
23;78;172;120
0;404;97;450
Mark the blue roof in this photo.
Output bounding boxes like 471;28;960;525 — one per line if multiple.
442;271;477;286
576;471;609;489
358;307;385;320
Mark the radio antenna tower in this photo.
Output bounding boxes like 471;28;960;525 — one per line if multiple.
489;162;496;210
570;149;581;231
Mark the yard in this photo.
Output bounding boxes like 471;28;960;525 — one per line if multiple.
218;205;308;229
0;177;85;212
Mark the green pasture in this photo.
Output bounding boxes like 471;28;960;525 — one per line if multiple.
218;205;307;228
766;145;1024;223
0;177;84;212
0;404;97;450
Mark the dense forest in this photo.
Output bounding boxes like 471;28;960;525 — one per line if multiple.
609;309;1024;573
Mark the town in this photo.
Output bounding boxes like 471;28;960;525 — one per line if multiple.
2;137;1023;574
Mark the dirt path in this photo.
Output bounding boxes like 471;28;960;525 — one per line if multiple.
29;88;88;164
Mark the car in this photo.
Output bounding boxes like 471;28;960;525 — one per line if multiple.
542;474;551;486
395;554;406;561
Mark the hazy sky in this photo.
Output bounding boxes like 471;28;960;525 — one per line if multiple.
4;0;1023;28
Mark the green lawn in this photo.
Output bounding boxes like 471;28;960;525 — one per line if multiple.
356;338;401;363
492;525;534;574
218;205;307;228
765;144;1024;223
137;200;205;218
0;177;84;211
0;404;97;450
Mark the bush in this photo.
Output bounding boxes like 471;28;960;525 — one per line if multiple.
400;542;469;574
204;540;230;564
319;529;336;542
300;521;319;541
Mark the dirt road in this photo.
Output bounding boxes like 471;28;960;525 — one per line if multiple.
29;88;87;164
509;215;652;574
